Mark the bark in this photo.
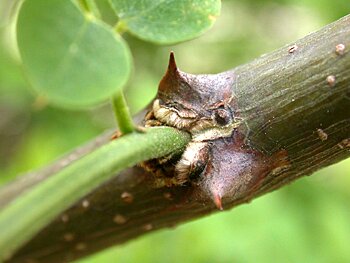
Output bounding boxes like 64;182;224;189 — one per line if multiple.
3;14;350;263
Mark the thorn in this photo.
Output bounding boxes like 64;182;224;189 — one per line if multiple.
168;51;177;73
158;51;180;93
213;193;223;210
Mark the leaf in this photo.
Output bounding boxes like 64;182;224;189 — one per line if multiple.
110;0;221;44
17;0;131;108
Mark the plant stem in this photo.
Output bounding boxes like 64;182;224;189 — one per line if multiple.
78;0;90;13
115;21;127;34
112;90;135;134
0;127;190;262
78;0;101;19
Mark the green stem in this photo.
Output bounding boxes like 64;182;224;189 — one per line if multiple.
0;127;190;261
115;21;127;34
78;0;101;19
78;0;90;13
112;90;135;134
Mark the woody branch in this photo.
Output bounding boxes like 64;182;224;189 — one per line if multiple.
2;14;350;263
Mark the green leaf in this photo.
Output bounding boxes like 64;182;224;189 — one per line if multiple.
17;0;131;108
110;0;221;44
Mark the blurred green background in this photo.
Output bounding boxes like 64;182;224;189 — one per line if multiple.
1;0;350;262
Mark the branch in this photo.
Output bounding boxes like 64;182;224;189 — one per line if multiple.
4;14;350;263
0;127;190;261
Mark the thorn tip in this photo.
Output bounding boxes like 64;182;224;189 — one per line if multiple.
168;51;177;72
213;193;223;210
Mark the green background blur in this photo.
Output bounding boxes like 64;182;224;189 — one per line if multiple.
1;0;350;262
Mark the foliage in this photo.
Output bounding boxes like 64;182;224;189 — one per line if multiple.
110;0;220;44
16;0;220;108
17;0;131;108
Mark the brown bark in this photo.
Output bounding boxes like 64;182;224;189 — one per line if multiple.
3;14;350;263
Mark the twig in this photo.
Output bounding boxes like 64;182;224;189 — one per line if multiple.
4;14;350;263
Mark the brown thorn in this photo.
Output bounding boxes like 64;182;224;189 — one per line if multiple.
168;51;178;73
213;192;223;210
159;51;181;94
